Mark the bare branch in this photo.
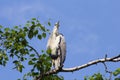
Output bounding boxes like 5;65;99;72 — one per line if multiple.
103;63;112;80
62;55;120;72
103;63;111;73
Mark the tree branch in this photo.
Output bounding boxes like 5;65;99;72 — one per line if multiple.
62;55;120;72
103;62;112;80
36;54;120;80
27;45;40;57
47;55;119;73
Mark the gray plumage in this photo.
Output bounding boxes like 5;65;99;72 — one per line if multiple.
47;22;66;69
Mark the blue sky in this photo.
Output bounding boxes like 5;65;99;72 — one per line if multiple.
0;0;120;80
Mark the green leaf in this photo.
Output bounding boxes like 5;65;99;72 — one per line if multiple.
32;58;37;61
31;21;35;25
115;78;120;80
84;76;87;80
25;23;30;27
14;26;18;29
34;30;38;36
0;25;3;28
84;73;104;80
37;35;42;40
40;26;45;32
28;31;33;39
41;50;44;53
31;25;36;30
10;53;14;58
42;33;46;38
0;30;3;34
20;57;24;61
30;54;35;57
4;28;10;32
32;72;39;76
28;60;34;65
17;64;24;72
23;27;28;31
32;18;36;20
48;21;51;26
4;55;8;61
113;68;120;76
13;60;19;64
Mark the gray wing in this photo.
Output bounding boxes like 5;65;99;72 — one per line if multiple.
58;34;66;64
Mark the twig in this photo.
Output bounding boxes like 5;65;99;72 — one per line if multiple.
62;55;120;72
27;45;40;57
103;62;112;80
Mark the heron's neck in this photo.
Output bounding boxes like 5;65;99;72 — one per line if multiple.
52;27;59;36
52;31;59;37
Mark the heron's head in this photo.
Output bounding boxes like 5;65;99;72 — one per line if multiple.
53;21;60;34
55;21;60;29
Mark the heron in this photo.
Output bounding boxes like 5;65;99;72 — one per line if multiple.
47;21;66;69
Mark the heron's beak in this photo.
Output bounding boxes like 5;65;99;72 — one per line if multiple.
55;21;60;28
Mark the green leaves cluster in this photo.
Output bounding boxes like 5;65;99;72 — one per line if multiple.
113;68;120;80
84;73;104;80
0;50;8;66
0;18;63;80
25;18;49;40
84;68;120;80
28;52;51;75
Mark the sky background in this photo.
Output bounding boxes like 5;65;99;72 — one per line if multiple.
0;0;120;80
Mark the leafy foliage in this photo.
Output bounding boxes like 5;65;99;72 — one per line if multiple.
84;73;104;80
0;18;63;80
84;70;120;80
113;68;120;76
113;68;120;80
0;49;8;66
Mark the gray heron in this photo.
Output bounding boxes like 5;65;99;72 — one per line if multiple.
47;21;66;69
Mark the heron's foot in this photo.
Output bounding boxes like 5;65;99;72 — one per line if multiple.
57;65;63;70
